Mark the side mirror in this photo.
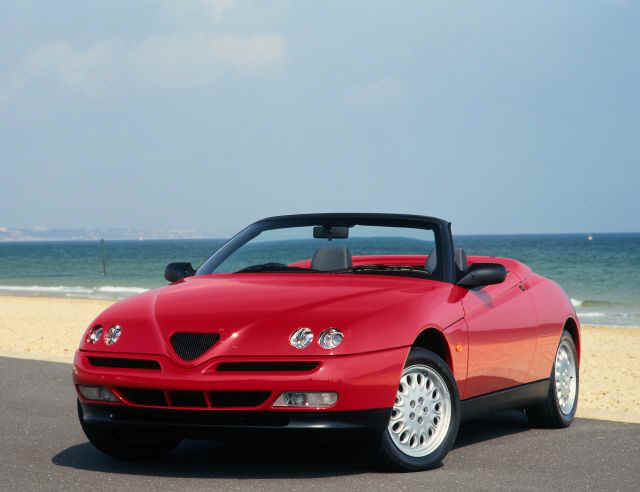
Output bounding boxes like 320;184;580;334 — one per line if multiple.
165;262;196;283
457;263;507;288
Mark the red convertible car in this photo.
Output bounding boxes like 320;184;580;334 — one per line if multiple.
74;214;580;471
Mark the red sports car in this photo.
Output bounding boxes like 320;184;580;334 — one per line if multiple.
74;213;580;471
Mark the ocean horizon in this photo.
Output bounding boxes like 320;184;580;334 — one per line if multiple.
1;233;639;327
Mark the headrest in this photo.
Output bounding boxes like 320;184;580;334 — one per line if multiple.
454;248;468;273
425;249;437;274
311;246;353;271
425;247;468;274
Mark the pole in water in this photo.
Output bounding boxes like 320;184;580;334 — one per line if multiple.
100;239;107;276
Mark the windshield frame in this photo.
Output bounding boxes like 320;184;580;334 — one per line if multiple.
196;213;455;283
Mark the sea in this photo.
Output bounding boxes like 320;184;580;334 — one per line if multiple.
1;233;639;327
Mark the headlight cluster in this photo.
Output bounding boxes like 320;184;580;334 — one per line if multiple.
289;327;344;350
86;324;122;345
86;325;103;344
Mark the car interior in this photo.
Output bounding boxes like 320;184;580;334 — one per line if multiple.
310;246;353;271
308;245;469;277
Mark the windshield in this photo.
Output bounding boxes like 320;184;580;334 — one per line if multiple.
197;219;441;279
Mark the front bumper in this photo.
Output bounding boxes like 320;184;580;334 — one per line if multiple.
73;346;409;413
79;402;391;439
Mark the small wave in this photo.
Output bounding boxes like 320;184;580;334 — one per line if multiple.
571;298;615;308
0;285;93;294
576;311;607;318
0;284;148;299
96;286;148;294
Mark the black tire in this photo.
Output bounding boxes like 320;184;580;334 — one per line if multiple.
77;400;182;460
527;330;579;428
377;347;461;471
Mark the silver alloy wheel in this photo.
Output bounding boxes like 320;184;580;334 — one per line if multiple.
555;340;577;415
387;364;452;458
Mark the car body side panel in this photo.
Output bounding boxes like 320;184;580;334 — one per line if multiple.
462;264;539;398
442;317;470;399
525;273;580;380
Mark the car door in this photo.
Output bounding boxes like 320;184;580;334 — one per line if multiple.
462;266;538;398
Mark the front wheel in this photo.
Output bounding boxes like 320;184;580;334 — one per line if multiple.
378;347;461;471
527;330;579;428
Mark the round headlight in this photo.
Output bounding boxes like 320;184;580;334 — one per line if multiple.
289;327;313;349
86;325;103;344
105;325;122;345
318;328;344;349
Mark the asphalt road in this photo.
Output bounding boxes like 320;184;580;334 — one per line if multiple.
1;356;638;492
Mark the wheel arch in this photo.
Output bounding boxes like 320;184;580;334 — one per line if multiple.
564;316;581;365
412;327;453;370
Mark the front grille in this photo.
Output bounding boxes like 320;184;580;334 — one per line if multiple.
118;388;167;406
88;357;161;370
170;332;220;361
209;391;271;407
216;362;319;372
117;388;271;409
170;391;207;408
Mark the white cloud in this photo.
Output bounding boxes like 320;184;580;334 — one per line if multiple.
5;33;285;96
160;0;236;24
0;0;288;103
130;33;285;88
10;40;122;96
344;78;406;106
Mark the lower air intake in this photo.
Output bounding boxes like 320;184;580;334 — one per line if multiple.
118;388;167;406
170;332;220;361
88;357;160;370
216;362;319;372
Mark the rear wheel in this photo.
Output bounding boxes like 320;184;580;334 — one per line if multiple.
77;400;182;460
527;330;579;428
378;347;460;471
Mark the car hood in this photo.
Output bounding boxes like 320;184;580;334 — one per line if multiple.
81;274;462;362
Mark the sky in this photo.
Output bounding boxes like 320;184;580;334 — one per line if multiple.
1;0;639;236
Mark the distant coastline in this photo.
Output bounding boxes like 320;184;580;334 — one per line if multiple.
1;227;639;242
0;226;210;242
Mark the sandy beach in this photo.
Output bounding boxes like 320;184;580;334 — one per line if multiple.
0;296;114;363
1;295;638;424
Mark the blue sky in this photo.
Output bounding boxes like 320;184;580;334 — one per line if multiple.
1;1;638;235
